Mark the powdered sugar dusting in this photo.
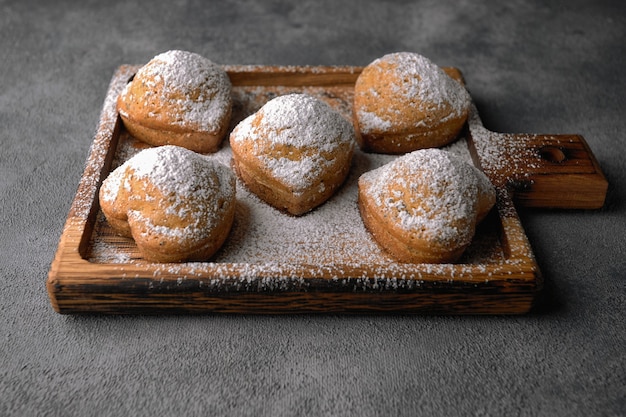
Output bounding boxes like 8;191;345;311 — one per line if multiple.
101;145;235;240
357;110;392;134
467;104;539;188
44;63;550;316
355;52;471;134
92;134;502;270
120;50;232;133
81;72;529;293
389;52;468;113
230;93;355;191
360;149;495;246
68;66;136;221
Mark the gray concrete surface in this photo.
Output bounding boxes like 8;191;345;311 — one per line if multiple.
1;0;624;416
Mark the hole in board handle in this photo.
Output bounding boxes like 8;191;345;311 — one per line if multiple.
539;145;567;163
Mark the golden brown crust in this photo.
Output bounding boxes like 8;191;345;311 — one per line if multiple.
229;94;355;216
231;143;353;216
118;101;231;154
358;192;466;264
117;50;232;153
353;52;471;154
357;149;495;264
99;145;236;262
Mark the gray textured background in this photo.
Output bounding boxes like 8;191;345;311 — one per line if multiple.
1;0;625;416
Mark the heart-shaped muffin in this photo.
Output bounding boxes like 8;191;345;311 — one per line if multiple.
354;52;471;154
117;50;232;153
99;145;236;262
358;148;495;263
229;93;356;216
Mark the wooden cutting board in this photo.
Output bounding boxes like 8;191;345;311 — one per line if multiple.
46;65;607;314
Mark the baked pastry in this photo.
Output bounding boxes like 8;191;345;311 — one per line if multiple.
353;52;471;154
229;93;356;216
117;50;232;153
358;149;495;263
99;145;236;262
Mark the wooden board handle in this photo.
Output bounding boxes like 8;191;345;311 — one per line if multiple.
467;106;608;209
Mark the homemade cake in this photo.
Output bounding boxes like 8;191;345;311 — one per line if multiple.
358;148;495;263
99;145;236;262
117;50;232;153
229;93;356;216
353;52;471;154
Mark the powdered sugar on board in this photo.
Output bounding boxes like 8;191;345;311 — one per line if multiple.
467;104;540;187
86;82;507;282
68;65;136;221
88;140;502;268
